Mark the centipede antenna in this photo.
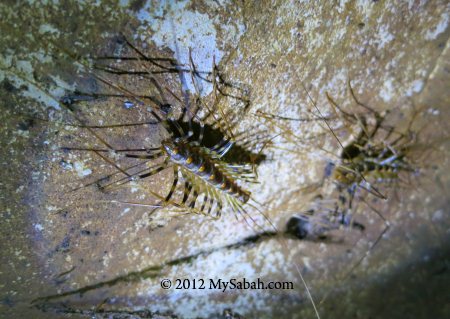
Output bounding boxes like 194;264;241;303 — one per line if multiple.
1;68;137;180
53;39;167;125
91;70;163;120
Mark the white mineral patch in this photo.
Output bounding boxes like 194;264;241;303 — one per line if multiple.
406;79;424;96
38;23;60;35
379;77;395;102
432;209;444;222
120;207;131;217
0;54;66;110
135;0;245;96
376;24;395;49
74;161;92;177
425;11;449;40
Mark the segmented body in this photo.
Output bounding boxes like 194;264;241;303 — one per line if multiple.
322;86;416;196
162;139;250;204
334;143;411;186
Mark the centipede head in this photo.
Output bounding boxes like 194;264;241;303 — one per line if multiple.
161;138;182;160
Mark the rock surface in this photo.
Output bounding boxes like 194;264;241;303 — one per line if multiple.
0;1;449;318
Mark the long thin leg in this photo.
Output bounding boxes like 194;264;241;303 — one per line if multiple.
67;147;160;154
98;163;163;188
181;181;193;205
214;140;234;157
93;64;177;76
119;35;180;72
189;189;199;209
341;197;390;281
11;112;160;129
206;196;214;216
199;193;208;213
348;80;378;115
125;152;163;160
102;164;170;191
212;196;223;219
165;166;179;203
64;148;163;190
63;91;163;109
69;159;155;192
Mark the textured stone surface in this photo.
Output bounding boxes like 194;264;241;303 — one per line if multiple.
1;1;449;318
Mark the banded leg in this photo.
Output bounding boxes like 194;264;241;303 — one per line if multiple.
189;189;199;209
125;152;163;160
212;196;223;219
181;181;193;206
199;193;209;213
165;166;179;203
229;197;262;231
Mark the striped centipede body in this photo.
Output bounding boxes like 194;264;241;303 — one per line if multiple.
29;33;263;224
162;138;251;206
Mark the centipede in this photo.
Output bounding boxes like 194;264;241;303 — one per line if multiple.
1;21;325;318
253;69;449;308
55;37;261;223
